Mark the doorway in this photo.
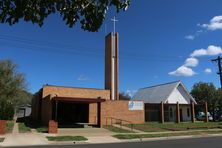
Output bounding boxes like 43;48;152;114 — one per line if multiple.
54;102;89;127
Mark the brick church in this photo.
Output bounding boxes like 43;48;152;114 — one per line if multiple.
31;32;145;127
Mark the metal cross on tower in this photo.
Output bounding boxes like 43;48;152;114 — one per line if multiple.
111;16;118;33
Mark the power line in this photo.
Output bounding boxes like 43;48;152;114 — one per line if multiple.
0;34;184;62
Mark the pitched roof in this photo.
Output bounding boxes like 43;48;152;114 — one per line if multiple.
133;81;196;104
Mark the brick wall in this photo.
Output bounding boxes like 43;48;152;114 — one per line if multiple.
101;100;144;125
89;103;97;124
89;100;145;126
42;86;110;100
41;95;52;125
0;120;6;135
48;120;58;134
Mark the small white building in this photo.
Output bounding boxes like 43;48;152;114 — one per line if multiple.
133;81;197;122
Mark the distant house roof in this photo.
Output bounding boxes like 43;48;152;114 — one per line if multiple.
133;81;196;104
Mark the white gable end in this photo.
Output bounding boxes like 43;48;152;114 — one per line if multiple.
166;84;191;104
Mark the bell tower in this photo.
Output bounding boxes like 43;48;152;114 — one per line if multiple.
105;32;119;100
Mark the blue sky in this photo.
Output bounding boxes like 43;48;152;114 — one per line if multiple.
1;0;222;95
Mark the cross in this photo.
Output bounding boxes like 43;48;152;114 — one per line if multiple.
111;16;118;33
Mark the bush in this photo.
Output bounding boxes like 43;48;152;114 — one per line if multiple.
0;101;14;120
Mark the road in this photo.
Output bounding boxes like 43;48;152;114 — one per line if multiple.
6;136;222;148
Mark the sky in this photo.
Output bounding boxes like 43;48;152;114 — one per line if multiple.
1;0;222;95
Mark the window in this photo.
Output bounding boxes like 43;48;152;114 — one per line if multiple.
187;108;190;117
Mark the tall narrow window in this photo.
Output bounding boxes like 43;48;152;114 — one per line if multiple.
187;108;190;117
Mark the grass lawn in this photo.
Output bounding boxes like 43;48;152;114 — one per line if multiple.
103;125;134;133
36;127;48;133
113;130;222;139
0;138;4;143
128;122;222;132
46;136;87;141
18;123;31;133
6;121;14;133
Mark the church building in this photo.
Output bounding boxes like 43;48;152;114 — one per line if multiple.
31;32;144;127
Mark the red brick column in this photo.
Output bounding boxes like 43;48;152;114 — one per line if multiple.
0;120;7;135
48;120;58;134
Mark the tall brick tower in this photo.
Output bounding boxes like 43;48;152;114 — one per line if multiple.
105;32;119;100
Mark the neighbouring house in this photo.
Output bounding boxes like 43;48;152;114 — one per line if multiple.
31;32;144;128
17;104;32;118
133;81;197;123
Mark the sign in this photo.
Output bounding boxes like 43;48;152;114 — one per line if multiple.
128;101;144;110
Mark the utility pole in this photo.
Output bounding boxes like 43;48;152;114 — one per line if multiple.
211;56;222;89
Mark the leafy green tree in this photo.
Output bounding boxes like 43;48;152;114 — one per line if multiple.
15;90;33;108
216;89;222;110
0;0;130;32
191;82;218;120
0;60;29;120
119;92;131;100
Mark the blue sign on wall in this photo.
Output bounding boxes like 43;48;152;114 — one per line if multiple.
128;101;144;110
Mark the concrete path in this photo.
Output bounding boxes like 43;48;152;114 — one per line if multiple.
1;122;49;147
45;127;120;144
55;128;114;136
2;133;49;146
12;123;19;134
87;135;121;143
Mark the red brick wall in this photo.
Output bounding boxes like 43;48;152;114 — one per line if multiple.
89;103;97;124
41;95;52;125
0;120;7;135
48;120;58;134
88;100;145;126
42;86;110;100
101;100;144;125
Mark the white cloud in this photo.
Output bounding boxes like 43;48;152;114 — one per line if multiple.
184;58;199;67
185;35;195;40
168;66;197;77
202;15;222;31
190;45;222;57
204;68;212;74
77;75;89;81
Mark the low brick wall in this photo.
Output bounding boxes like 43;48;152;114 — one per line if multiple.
48;120;58;134
0;120;7;135
101;100;145;125
89;101;145;126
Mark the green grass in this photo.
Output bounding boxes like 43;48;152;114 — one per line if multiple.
46;136;88;141
128;122;222;132
0;138;4;143
6;121;14;133
113;130;222;139
36;127;48;133
18;123;31;133
103;125;134;133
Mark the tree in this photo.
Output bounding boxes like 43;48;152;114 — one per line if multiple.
216;89;222;110
190;82;218;120
119;92;131;100
0;0;130;32
0;60;29;120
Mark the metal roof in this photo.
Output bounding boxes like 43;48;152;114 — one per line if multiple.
133;81;195;104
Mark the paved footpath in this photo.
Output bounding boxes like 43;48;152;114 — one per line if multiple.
1;122;49;147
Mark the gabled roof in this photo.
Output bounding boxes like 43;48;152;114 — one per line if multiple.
133;81;196;104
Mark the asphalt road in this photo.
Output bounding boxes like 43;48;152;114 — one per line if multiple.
7;136;222;148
